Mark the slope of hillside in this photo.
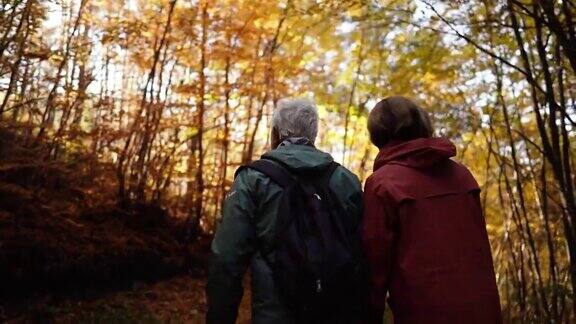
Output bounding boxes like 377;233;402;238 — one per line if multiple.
0;128;209;316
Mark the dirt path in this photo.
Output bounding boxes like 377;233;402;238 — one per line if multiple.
2;275;251;324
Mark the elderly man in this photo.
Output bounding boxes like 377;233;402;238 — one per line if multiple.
207;98;365;324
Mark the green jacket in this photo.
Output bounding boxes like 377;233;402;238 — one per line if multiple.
206;143;363;324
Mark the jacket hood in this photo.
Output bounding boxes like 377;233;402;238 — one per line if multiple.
262;144;334;173
374;137;456;171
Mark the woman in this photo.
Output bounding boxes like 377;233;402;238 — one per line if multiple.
361;96;502;324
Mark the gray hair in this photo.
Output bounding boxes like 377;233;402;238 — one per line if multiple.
272;98;319;143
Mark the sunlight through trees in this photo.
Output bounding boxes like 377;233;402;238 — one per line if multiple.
1;0;575;322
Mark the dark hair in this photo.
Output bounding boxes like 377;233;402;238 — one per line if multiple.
367;96;433;148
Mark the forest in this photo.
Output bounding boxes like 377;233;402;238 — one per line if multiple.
0;0;575;322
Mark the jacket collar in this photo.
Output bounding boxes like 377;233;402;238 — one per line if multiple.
277;137;314;148
374;137;456;171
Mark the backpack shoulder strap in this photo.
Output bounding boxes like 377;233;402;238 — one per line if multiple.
317;161;340;188
236;158;295;188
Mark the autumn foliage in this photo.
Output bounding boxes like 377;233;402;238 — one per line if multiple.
1;0;575;322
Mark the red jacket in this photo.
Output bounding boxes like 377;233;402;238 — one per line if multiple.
361;138;502;324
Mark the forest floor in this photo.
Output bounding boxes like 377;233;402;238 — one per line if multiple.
1;274;252;323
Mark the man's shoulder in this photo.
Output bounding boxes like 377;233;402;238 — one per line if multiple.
235;164;266;179
233;164;275;191
335;164;359;179
236;159;362;191
330;164;362;191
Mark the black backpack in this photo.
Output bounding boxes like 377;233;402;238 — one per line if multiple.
237;157;367;322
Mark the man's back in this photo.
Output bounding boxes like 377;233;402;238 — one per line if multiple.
207;143;363;324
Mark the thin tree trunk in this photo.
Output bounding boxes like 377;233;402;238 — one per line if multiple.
188;1;209;236
117;0;177;200
538;0;576;73
243;3;289;163
343;31;364;164
36;0;88;143
0;0;32;117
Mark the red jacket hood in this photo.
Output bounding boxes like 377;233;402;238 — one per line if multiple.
374;137;456;171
